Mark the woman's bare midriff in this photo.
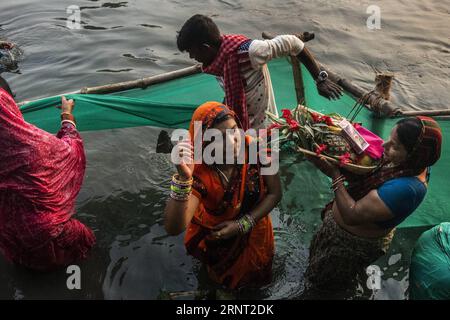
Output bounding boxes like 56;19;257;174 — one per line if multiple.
330;170;427;239
331;202;393;239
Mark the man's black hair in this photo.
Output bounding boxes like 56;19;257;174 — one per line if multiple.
0;75;13;97
176;14;221;51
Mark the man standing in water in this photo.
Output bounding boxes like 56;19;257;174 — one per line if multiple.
176;14;343;130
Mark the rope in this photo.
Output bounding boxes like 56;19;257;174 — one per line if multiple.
346;89;386;121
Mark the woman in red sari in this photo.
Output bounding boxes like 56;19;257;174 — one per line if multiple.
164;101;281;290
0;76;95;271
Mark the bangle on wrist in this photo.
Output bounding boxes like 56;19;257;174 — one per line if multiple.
169;190;190;201
236;214;256;235
332;182;344;192
172;174;193;186
170;174;193;202
61;119;76;128
331;175;346;191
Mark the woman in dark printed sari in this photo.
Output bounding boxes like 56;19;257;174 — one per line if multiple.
164;101;281;290
303;116;442;298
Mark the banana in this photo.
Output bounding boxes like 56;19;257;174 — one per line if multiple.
328;126;342;133
358;155;374;167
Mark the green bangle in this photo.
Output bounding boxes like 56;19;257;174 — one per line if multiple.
170;184;192;194
238;216;253;234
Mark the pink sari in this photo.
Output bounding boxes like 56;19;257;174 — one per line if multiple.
0;88;95;271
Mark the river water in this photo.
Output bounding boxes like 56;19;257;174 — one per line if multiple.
0;0;448;299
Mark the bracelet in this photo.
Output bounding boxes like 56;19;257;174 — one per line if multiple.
331;180;345;191
236;214;256;235
61;120;76;128
330;175;346;192
332;182;345;192
169;174;193;201
331;181;345;190
170;184;192;194
172;174;193;186
246;214;256;228
332;174;345;183
169;190;190;201
171;180;194;190
331;175;346;187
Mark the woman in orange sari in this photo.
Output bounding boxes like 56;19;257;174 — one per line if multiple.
164;101;282;290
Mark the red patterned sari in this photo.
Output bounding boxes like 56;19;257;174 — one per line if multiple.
0;88;95;271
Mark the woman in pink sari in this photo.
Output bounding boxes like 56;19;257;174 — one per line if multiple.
0;76;95;271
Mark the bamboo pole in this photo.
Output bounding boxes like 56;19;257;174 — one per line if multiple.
320;65;401;116
262;31;315;105
80;64;202;94
18;64;203;106
313;69;450;118
290;56;304;104
398;109;450;117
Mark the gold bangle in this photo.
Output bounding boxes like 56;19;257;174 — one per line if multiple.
332;182;344;192
172;174;193;186
331;175;346;187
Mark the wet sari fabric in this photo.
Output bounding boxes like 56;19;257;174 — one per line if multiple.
0;88;95;271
